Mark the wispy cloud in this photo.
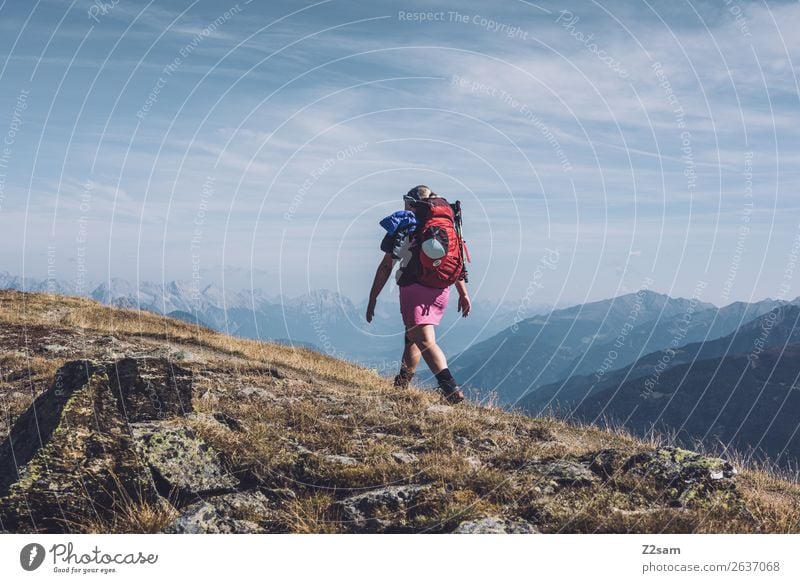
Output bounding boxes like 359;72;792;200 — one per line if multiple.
0;0;797;306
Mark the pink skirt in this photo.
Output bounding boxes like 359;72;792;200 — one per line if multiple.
399;283;450;327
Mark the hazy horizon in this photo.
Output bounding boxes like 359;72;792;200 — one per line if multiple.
4;267;799;313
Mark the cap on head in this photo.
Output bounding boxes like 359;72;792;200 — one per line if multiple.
403;185;434;203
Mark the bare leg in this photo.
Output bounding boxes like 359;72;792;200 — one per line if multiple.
401;330;422;372
394;331;421;389
406;324;463;403
405;324;448;374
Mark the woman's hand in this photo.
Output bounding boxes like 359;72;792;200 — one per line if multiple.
457;293;471;317
366;297;377;323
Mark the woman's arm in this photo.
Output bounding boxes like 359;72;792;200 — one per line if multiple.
366;252;394;323
455;279;471;317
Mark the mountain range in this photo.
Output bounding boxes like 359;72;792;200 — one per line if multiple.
0;271;544;371
452;290;713;403
521;304;800;469
453;290;798;405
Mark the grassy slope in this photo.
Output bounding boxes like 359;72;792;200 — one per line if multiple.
1;289;799;533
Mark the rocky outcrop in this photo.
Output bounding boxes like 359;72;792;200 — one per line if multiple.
164;491;273;534
131;423;238;501
580;448;627;479
332;485;436;533
526;459;598;488
621;447;739;506
108;357;192;422
0;357;229;533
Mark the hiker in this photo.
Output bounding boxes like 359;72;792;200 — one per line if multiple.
365;185;471;404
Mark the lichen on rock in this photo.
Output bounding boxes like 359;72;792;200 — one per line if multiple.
0;357;212;532
621;447;739;507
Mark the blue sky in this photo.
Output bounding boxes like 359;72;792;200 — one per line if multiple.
0;0;798;307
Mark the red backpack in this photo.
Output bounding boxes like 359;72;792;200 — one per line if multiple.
410;197;469;288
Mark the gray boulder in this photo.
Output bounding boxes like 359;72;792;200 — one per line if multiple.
526;459;598;487
453;517;540;534
621;447;738;505
332;485;432;532
0;360;162;532
163;490;274;533
580;449;626;479
163;501;262;534
131;423;238;498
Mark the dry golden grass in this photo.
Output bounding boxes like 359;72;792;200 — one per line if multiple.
0;290;386;390
65;476;181;535
2;288;800;534
76;497;180;534
279;493;338;534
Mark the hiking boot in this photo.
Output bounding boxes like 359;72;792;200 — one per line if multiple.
440;384;465;404
393;368;415;390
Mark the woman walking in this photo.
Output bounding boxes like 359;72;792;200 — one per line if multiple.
365;185;471;404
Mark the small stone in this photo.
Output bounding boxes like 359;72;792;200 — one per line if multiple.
212;412;244;432
579;449;626;479
526;459;598;487
38;344;70;355
263;488;297;502
332;485;432;532
324;454;359;466
163;501;263;534
465;456;482;470
473;437;498;452
238;386;276;400
208;490;273;518
453;517;539;534
426;404;451;414
392;451;418;464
